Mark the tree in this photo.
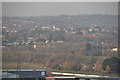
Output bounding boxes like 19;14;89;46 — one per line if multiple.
103;57;120;73
85;43;92;56
62;61;73;70
106;65;111;73
86;43;91;51
94;64;102;73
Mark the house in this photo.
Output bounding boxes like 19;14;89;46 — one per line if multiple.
80;29;89;35
111;48;118;52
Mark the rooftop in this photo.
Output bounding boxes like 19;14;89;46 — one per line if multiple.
2;69;46;72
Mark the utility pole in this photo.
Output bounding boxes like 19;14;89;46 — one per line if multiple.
16;52;21;78
101;42;104;56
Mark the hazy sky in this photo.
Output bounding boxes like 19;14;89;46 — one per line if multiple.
2;0;120;2
2;2;118;17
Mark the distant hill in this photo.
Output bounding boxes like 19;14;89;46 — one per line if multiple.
3;14;118;28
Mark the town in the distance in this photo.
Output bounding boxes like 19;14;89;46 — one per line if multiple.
1;14;120;76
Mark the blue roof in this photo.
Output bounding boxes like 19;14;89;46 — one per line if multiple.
3;69;46;72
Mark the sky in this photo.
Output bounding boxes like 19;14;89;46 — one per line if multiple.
1;0;120;2
2;2;118;17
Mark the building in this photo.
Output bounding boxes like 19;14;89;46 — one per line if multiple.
80;29;89;35
111;48;117;52
2;69;46;78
